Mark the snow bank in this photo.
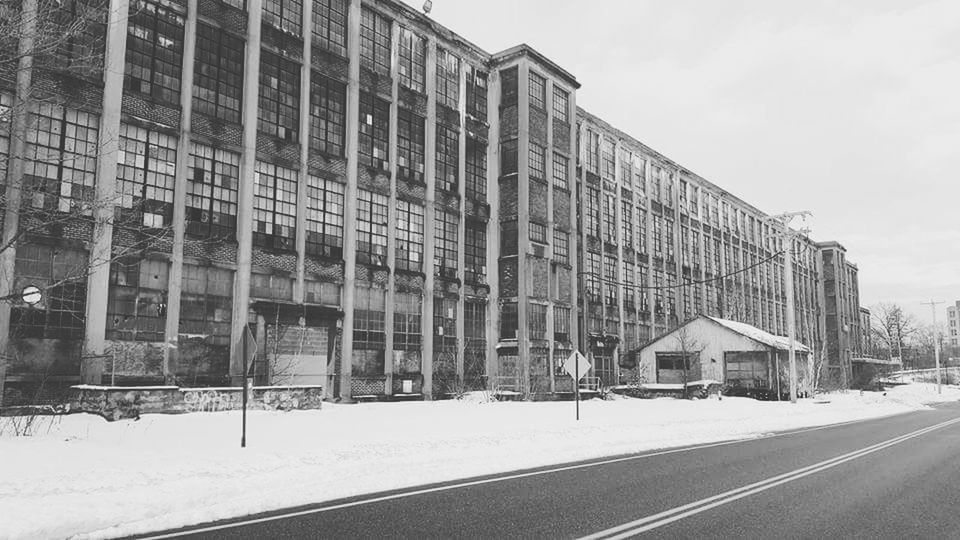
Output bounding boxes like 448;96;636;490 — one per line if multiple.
1;383;956;539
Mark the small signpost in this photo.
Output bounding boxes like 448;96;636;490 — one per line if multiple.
563;351;591;421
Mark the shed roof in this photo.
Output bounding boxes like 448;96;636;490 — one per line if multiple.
705;316;811;353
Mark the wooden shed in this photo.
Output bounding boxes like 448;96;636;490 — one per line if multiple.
636;316;812;393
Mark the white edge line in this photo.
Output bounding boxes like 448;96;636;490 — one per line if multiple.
133;413;916;540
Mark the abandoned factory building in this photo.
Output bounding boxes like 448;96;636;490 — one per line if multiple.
0;0;868;402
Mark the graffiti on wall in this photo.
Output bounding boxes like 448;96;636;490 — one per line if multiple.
182;389;236;412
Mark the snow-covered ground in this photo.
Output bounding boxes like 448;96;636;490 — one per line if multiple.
2;383;959;540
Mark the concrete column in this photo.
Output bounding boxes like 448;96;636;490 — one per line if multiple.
421;37;438;399
338;0;362;400
455;61;467;385
671;168;682;326
164;0;198;383
613;140;625;384
644;158;654;326
544;79;555;393
294;0;314;303
516;61;530;395
82;0;130;380
566;89;579;366
229;0;262;384
0;0;38;357
383;21;400;397
484;67;501;390
576;121;588;350
697;186;708;317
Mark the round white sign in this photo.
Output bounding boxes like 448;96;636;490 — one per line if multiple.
21;285;42;305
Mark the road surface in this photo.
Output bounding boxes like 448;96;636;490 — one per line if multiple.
138;401;960;539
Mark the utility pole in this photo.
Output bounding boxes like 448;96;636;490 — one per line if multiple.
922;300;944;394
766;211;811;403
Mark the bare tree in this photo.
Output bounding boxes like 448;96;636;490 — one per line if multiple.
674;323;704;399
871;303;918;366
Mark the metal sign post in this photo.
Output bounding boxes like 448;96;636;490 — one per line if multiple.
564;351;591;421
241;326;247;448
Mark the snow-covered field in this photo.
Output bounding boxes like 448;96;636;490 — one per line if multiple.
2;383;959;540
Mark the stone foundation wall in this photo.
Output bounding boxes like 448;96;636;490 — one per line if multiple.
70;385;323;421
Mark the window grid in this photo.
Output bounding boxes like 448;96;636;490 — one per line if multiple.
529;222;547;244
466;65;488;120
434;297;457;348
465;136;487;200
500;67;518;107
602;193;617;244
263;0;302;35
528;302;547;340
359;92;390;170
356;189;388;266
528;143;545;180
309;74;347;157
623;260;635;309
187;142;239;238
585;187;601;238
500;302;517;339
397;108;425;182
353;287;385;350
193;24;244;124
465;301;486;341
436;48;461;110
528;71;546;110
393;292;422;350
23;104;99;214
398;28;426;93
604;255;618;307
553;230;569;263
601;139;615;179
116;123;176;228
395;200;425;272
434;210;458;279
585;129;600;173
312;0;347;57
125;0;185;103
552;86;569;122
253;161;297;249
552;152;568;189
306;176;344;259
360;7;391;74
621;201;633;250
435;123;459;192
554;306;571;342
464;221;486;285
258;52;300;142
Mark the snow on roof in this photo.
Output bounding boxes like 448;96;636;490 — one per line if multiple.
706;316;811;353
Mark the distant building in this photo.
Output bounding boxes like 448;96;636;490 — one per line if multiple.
948;301;960;348
859;307;872;355
0;0;868;401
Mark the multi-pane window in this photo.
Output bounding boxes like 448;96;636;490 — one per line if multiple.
621;201;633;250
309;75;347;156
12;245;87;340
552;86;569;122
125;0;185;103
601;139;615;179
397;109;425;182
434;210;458;278
263;0;302;35
434;297;457;349
395;200;424;272
312;0;347;57
500;139;518;176
501;66;518;107
436;48;460;110
398;28;426;93
359;92;390;170
360;7;391;74
253;161;297;249
652;215;663;258
435;123;459;192
305;176;344;259
465;301;486;342
356;189;388;265
193;24;244;123
464;221;486;284
466;65;488;120
623;260;635;309
187;143;239;238
23;104;99;213
116;124;176;228
585;251;601;301
465;136;487;199
554;306;571;342
529;222;547;244
585;129;600;173
585;187;601;238
394;292;422;350
528;71;546;110
553;230;569;263
353;286;386;350
528;143;546;180
528;302;547;340
602;193;617;243
500;302;518;339
552;152;568;189
634;156;646;194
603;255;618;307
258;52;300;142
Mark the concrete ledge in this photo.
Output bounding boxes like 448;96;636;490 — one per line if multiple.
70;385;323;421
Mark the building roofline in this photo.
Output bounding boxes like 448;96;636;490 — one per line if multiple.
492;44;581;88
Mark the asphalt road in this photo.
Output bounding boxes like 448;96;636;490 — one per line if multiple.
140;401;960;540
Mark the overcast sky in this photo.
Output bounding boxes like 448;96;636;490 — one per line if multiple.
402;0;960;323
